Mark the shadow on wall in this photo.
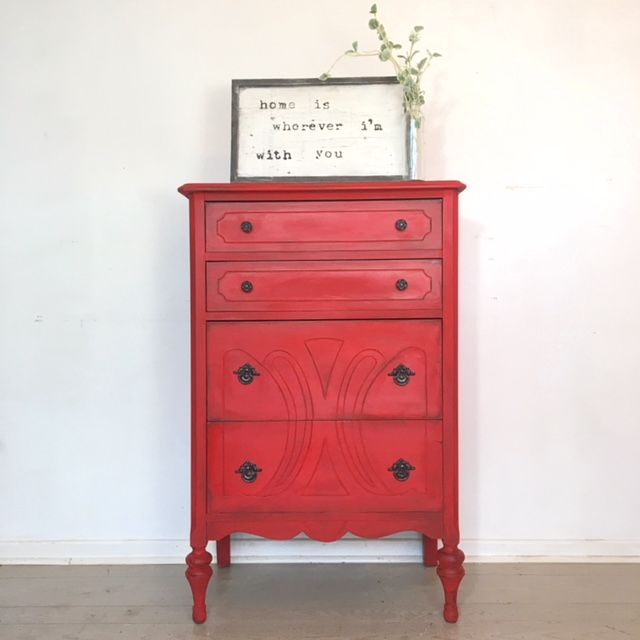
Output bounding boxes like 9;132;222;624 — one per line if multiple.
205;84;234;180
420;70;450;180
458;213;482;559
148;187;191;540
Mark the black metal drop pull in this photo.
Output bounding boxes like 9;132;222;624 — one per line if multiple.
233;363;260;385
395;218;408;231
241;280;253;293
388;459;415;482
240;221;253;233
396;278;408;291
235;461;262;483
388;364;415;386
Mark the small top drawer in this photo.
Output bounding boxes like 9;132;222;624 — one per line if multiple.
204;199;442;253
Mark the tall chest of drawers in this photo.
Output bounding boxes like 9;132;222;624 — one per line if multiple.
178;180;466;624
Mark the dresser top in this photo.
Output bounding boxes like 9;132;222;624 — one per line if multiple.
178;180;466;200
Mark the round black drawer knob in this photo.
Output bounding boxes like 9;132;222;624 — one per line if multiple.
388;459;415;482
241;280;253;293
233;363;260;385
240;221;253;233
235;461;262;483
395;218;408;231
388;364;415;386
396;278;408;291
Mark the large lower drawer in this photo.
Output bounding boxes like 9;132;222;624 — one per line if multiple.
207;419;443;513
206;319;442;421
205;199;442;253
206;260;442;314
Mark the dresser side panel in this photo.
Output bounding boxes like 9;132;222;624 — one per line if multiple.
189;192;210;548
441;189;460;546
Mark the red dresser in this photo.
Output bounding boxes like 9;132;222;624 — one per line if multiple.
178;181;466;623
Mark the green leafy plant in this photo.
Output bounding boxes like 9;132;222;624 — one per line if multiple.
320;3;441;126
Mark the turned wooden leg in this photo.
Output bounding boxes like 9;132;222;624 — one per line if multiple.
436;544;465;623
422;535;438;567
216;536;231;568
186;546;213;624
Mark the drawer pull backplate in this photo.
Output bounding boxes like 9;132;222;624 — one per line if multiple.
388;364;415;386
235;461;262;483
233;363;260;385
388;459;415;482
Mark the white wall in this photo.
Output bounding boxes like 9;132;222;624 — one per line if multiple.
1;0;639;563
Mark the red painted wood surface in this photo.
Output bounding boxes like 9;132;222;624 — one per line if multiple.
208;419;443;513
205;199;442;253
215;536;230;568
206;513;444;545
206;319;442;421
423;535;439;567
206;260;442;314
181;180;465;624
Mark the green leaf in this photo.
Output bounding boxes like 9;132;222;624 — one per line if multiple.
417;57;429;70
414;25;424;31
379;49;391;61
432;52;442;57
352;41;358;52
393;43;402;49
319;73;330;81
370;3;377;13
368;18;378;29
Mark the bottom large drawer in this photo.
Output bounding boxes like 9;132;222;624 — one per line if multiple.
207;419;442;513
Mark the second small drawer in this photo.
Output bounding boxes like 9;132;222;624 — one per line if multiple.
206;260;442;313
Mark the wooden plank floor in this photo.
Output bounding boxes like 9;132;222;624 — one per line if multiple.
1;563;639;639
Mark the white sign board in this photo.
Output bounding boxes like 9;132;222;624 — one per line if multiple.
231;78;409;181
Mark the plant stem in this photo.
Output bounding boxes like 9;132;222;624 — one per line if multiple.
323;51;383;78
320;4;440;126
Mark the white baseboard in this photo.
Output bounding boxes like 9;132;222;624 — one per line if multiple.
1;535;639;564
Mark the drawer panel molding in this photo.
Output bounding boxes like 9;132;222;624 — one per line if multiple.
206;260;442;313
205;199;442;253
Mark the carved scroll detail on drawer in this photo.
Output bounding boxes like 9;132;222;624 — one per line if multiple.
206;318;442;422
207;419;443;513
206;260;442;313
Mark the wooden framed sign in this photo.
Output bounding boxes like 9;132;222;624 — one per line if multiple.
231;77;409;182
